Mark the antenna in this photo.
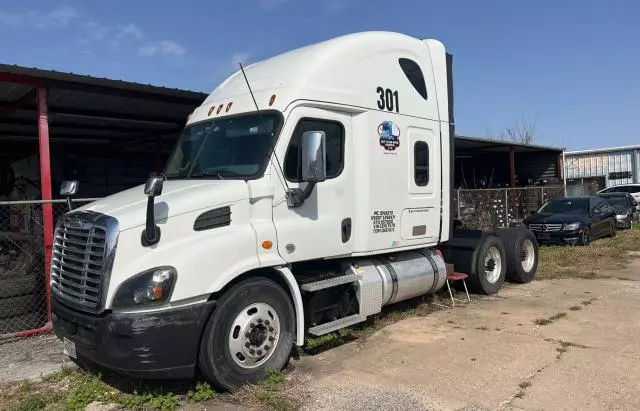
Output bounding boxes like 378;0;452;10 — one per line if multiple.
238;62;291;195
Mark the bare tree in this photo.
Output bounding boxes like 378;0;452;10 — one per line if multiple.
487;115;538;145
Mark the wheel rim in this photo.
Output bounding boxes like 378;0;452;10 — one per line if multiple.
228;302;281;369
484;246;502;284
521;239;535;273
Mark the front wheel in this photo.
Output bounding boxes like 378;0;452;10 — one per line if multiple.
198;277;295;391
579;227;591;246
610;219;617;237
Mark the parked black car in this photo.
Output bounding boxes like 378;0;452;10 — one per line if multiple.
597;192;639;229
523;196;616;245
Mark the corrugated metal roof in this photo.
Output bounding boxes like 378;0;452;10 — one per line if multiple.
565;144;640;155
0;63;207;101
455;135;564;154
0;64;209;151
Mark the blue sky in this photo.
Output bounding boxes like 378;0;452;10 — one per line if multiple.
0;0;638;150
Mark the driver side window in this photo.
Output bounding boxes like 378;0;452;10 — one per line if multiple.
284;118;345;182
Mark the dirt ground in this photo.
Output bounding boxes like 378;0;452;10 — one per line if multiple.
2;258;640;410
291;257;640;411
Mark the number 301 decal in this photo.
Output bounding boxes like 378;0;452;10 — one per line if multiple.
377;87;399;113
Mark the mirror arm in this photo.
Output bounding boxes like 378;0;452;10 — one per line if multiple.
142;196;161;246
66;197;73;212
286;183;316;208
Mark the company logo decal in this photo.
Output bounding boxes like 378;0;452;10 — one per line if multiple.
378;121;400;151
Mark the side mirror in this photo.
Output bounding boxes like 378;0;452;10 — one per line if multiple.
300;131;327;183
144;176;164;197
142;175;163;246
60;180;79;197
529;210;536;215
60;180;79;211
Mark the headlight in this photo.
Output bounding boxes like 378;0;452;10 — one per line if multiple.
616;214;627;220
112;266;177;309
563;222;581;231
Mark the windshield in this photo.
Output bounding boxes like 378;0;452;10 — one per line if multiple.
538;198;589;214
600;196;629;209
164;113;281;180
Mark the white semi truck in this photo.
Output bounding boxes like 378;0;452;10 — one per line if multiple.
51;31;539;390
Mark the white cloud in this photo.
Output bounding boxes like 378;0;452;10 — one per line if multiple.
83;21;109;40
116;23;143;41
138;40;186;57
0;7;79;30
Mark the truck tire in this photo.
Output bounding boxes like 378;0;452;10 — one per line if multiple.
497;227;538;284
198;277;295;391
467;235;506;295
0;294;42;319
0;274;40;298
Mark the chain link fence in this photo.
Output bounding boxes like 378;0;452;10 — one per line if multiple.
454;186;566;231
0;199;97;339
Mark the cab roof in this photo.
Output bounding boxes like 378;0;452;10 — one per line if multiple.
188;31;448;124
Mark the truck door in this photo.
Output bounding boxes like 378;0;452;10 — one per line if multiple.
272;107;354;262
401;126;442;244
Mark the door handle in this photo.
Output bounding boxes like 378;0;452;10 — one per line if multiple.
341;218;352;243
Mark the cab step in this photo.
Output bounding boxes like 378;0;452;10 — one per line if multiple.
307;314;367;336
300;273;360;292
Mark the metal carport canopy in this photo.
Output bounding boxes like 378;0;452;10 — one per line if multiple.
0;63;208;321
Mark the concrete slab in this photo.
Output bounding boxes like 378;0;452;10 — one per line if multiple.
516;349;640;411
0;333;72;383
295;275;640;410
296;316;557;410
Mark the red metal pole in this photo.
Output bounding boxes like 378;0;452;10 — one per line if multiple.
37;87;54;323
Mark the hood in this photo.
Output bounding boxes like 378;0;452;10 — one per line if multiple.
524;213;589;225
77;180;249;231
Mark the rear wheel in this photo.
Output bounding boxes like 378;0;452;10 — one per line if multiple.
198;277;295;391
467;235;506;295
497;227;539;284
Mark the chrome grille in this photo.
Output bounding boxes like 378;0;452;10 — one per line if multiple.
51;211;118;313
528;223;563;232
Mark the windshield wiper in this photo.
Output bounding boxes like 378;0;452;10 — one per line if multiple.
197;168;242;179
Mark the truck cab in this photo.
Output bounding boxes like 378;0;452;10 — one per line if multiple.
51;31;538;390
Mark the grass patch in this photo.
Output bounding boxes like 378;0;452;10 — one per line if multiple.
187;382;216;403
518;380;531;389
514;390;526;399
569;305;582;311
534;312;567;326
537;226;640;280
229;370;295;411
534;318;553;326
0;367;222;411
475;326;489;331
